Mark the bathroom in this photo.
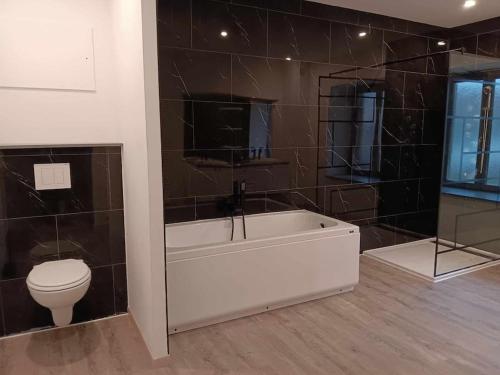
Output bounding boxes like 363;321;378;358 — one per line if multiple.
1;0;500;373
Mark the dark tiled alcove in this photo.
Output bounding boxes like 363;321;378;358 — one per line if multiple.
157;0;500;251
0;146;126;336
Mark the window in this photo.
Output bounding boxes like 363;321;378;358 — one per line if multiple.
445;78;500;191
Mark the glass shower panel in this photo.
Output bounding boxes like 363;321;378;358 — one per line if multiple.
435;53;500;277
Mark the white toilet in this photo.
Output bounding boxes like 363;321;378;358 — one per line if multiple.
27;259;91;327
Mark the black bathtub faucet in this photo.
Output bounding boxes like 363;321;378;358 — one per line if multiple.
218;180;247;240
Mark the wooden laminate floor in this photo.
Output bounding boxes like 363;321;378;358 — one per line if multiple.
2;256;500;374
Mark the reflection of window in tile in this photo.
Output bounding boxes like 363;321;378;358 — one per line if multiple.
322;75;383;182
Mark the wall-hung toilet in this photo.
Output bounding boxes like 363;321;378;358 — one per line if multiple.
27;259;91;327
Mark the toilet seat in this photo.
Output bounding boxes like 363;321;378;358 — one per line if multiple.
27;259;91;292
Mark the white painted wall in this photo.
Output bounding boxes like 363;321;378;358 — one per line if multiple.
0;0;168;359
0;0;119;145
111;0;168;360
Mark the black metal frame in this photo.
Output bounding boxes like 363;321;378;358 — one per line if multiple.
316;47;500;278
443;77;500;192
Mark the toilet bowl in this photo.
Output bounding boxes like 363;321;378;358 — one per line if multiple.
27;259;91;327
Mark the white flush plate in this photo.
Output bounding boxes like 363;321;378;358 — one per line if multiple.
34;163;72;190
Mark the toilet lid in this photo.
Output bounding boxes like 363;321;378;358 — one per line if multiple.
27;259;90;289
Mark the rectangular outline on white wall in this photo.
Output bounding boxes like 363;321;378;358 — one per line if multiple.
0;17;96;91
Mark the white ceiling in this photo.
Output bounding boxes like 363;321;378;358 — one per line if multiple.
310;0;500;28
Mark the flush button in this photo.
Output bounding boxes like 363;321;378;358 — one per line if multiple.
34;163;71;190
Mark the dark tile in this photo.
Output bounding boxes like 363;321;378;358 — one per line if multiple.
300;61;355;106
351;146;376;177
190;101;270;150
242;193;267;214
354;69;387;108
357;217;396;251
399;146;421;179
0;154;51;219
268;12;330;63
317;76;357;107
50;146;118;155
73;266;115;323
157;0;191;47
233;151;296;192
0;154;110;219
404;73;447;110
269;105;317;147
382;109;424;145
51;154;110;212
317;147;353;184
450;35;477;55
113;263;127;314
331;23;383;67
192;0;267;55
162;150;233;198
406;21;441;37
160;100;194;151
423;110;446;144
378;180;419;216
379;146;401;180
0;217;58;281
301;3;359;25
418;179;441;211
0;148;53;157
158;48;231;100
234;0;301;14
384;70;405;109
266;188;323;213
108;154;123;210
235;148;297;180
195;195;228;220
164;197;196;224
383;31;427;73
103;146;121;154
359;12;407;33
395;210;438;237
427;38;450;75
296;147;318;188
1;278;53;335
419;145;443;179
57;210;125;267
478;31;500;58
232;55;302;105
458;17;500;36
326;184;377;221
393;223;427;245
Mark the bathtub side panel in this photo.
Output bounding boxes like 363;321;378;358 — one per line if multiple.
167;233;360;332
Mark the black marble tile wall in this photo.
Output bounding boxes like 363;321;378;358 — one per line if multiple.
157;0;451;251
0;146;126;337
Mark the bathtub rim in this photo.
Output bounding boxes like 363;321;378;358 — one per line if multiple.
165;210;359;261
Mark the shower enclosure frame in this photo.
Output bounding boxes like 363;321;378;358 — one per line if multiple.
434;70;500;278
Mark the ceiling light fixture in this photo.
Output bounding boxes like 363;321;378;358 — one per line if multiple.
220;30;228;38
358;31;367;38
463;0;476;8
437;41;446;46
285;56;292;61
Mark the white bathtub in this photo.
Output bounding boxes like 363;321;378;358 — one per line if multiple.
166;210;360;333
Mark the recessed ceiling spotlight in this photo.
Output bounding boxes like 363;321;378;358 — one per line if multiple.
437;40;446;46
285;56;292;61
358;31;367;38
220;30;228;38
463;0;476;8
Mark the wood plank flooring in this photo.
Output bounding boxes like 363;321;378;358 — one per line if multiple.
2;256;500;374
